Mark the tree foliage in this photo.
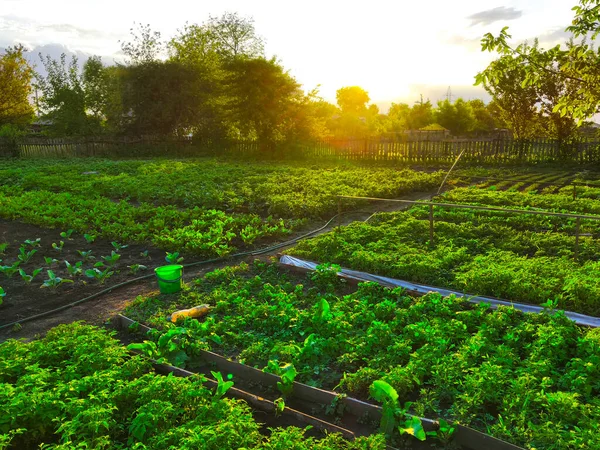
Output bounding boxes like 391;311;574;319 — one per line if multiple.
476;0;600;128
0;45;35;127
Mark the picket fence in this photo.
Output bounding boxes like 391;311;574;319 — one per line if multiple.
2;136;600;164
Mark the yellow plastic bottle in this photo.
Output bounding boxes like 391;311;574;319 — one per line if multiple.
169;304;210;323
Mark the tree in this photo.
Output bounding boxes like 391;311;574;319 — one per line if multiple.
476;54;542;139
468;99;497;135
36;54;115;135
120;60;219;136
168;22;222;67
408;96;434;130
477;0;600;123
336;86;369;115
207;12;264;59
224;57;305;146
434;98;476;136
0;44;35;127
120;23;163;65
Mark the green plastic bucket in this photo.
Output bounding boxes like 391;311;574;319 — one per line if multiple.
155;265;183;294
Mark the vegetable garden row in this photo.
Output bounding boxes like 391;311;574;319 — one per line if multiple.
292;184;600;315
0;158;444;257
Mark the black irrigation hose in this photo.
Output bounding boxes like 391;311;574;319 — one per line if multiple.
0;210;369;331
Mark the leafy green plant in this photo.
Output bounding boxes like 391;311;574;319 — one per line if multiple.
60;229;74;239
111;241;128;252
140;250;151;259
101;251;121;268
0;286;5;305
165;251;184;264
52;241;65;252
0;262;21;279
85;267;115;284
128;264;148;275
17;246;37;263
41;270;74;289
77;249;95;262
23;238;40;248
83;233;96;244
65;260;83;276
267;361;297;397
370;380;400;435
18;268;42;284
0;243;8;254
44;256;59;266
211;371;234;399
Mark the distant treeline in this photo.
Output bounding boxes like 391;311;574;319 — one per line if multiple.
1;11;598;148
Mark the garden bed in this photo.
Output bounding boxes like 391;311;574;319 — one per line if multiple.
121;261;599;449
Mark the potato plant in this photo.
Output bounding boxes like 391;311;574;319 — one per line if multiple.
0;323;384;449
124;262;600;449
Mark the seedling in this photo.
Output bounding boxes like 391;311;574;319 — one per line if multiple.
60;229;74;239
83;233;96;244
85;268;114;284
0;243;7;254
19;268;43;284
140;250;151;259
23;238;41;248
52;241;65;252
0;286;5;305
128;264;148;275
17;247;37;264
76;250;95;262
41;270;73;289
0;262;21;279
101;251;121;268
65;260;83;277
111;241;128;252
211;371;234;399
44;256;59;267
165;251;183;264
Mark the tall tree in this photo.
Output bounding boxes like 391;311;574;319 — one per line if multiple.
476;54;542;139
36;54;115;135
120;23;163;65
224;57;305;145
0;45;35;127
207;12;264;59
434;98;476;136
336;86;369;115
477;0;600;125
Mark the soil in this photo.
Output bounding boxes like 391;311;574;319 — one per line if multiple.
0;219;258;342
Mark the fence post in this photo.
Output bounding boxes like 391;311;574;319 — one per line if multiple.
429;204;434;247
575;217;581;261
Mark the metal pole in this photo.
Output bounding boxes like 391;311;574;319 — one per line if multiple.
575;217;581;261
337;197;342;231
429;204;434;246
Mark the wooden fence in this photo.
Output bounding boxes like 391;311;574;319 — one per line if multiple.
3;136;600;164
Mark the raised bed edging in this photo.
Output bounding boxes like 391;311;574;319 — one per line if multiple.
116;314;524;450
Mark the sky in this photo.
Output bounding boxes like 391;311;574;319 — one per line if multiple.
0;0;576;110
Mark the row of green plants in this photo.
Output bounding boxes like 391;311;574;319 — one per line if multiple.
0;159;446;257
123;262;600;449
0;158;445;218
291;185;600;315
0;188;296;257
0;322;384;449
